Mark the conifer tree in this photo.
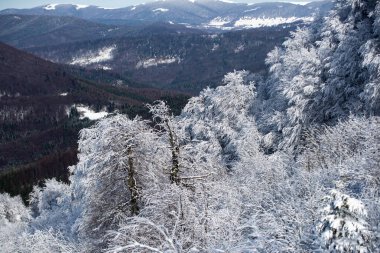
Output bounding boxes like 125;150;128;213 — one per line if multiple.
318;189;373;253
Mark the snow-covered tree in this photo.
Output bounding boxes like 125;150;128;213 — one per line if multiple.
179;70;256;168
69;114;170;249
262;0;380;152
318;189;373;252
300;116;380;250
28;179;72;234
148;101;182;184
0;193;29;226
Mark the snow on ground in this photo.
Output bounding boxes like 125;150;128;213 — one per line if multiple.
59;92;68;96
288;1;311;5
0;92;20;98
0;92;11;98
208;17;232;27
75;4;89;10
43;4;59;10
70;45;116;67
101;66;112;70
244;7;261;12
76;105;109;120
218;0;236;3
136;56;180;69
234;16;314;28
153;8;169;13
234;44;245;53
212;43;219;51
98;6;117;10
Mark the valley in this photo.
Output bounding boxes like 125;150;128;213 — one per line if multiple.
0;42;189;200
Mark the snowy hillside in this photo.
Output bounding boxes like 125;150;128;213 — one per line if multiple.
0;0;333;30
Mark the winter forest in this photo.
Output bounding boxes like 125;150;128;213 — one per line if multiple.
1;0;380;252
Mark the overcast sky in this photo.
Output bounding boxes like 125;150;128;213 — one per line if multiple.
0;0;318;10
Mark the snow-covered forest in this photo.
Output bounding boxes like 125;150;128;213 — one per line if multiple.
1;0;379;252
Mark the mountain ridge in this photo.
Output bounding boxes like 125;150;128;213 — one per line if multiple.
0;0;334;30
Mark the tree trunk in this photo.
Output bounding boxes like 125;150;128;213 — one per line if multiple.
166;119;180;184
127;146;139;215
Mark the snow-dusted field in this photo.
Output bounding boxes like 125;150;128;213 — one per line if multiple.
234;16;314;28
76;105;109;120
136;56;181;69
70;46;116;67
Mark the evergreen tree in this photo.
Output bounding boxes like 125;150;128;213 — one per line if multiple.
318;189;373;253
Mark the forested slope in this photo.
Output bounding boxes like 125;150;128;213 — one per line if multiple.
0;42;189;201
0;0;379;252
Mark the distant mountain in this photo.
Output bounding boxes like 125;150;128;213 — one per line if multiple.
0;0;334;30
0;14;202;49
0;9;300;92
22;24;297;92
0;15;116;49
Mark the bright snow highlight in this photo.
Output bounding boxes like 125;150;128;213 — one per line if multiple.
136;57;180;69
70;46;116;67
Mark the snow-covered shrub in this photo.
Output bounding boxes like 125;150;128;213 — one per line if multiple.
0;193;29;226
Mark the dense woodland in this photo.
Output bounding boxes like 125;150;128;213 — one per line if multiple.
1;0;380;252
27;25;296;92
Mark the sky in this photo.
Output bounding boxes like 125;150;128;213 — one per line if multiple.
0;0;316;10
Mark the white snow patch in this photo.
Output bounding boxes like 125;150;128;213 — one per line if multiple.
43;4;59;10
212;43;219;51
113;80;124;86
76;105;109;120
288;1;311;5
98;6;117;10
75;4;89;10
136;57;180;69
131;6;137;10
0;92;20;98
0;91;11;98
70;45;116;66
189;0;196;2
153;8;169;13
234;44;245;53
208;17;232;27
13;16;21;20
244;7;261;12
234;16;314;28
59;92;68;96
218;0;235;3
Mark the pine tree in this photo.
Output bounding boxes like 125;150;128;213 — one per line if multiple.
318;189;372;253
